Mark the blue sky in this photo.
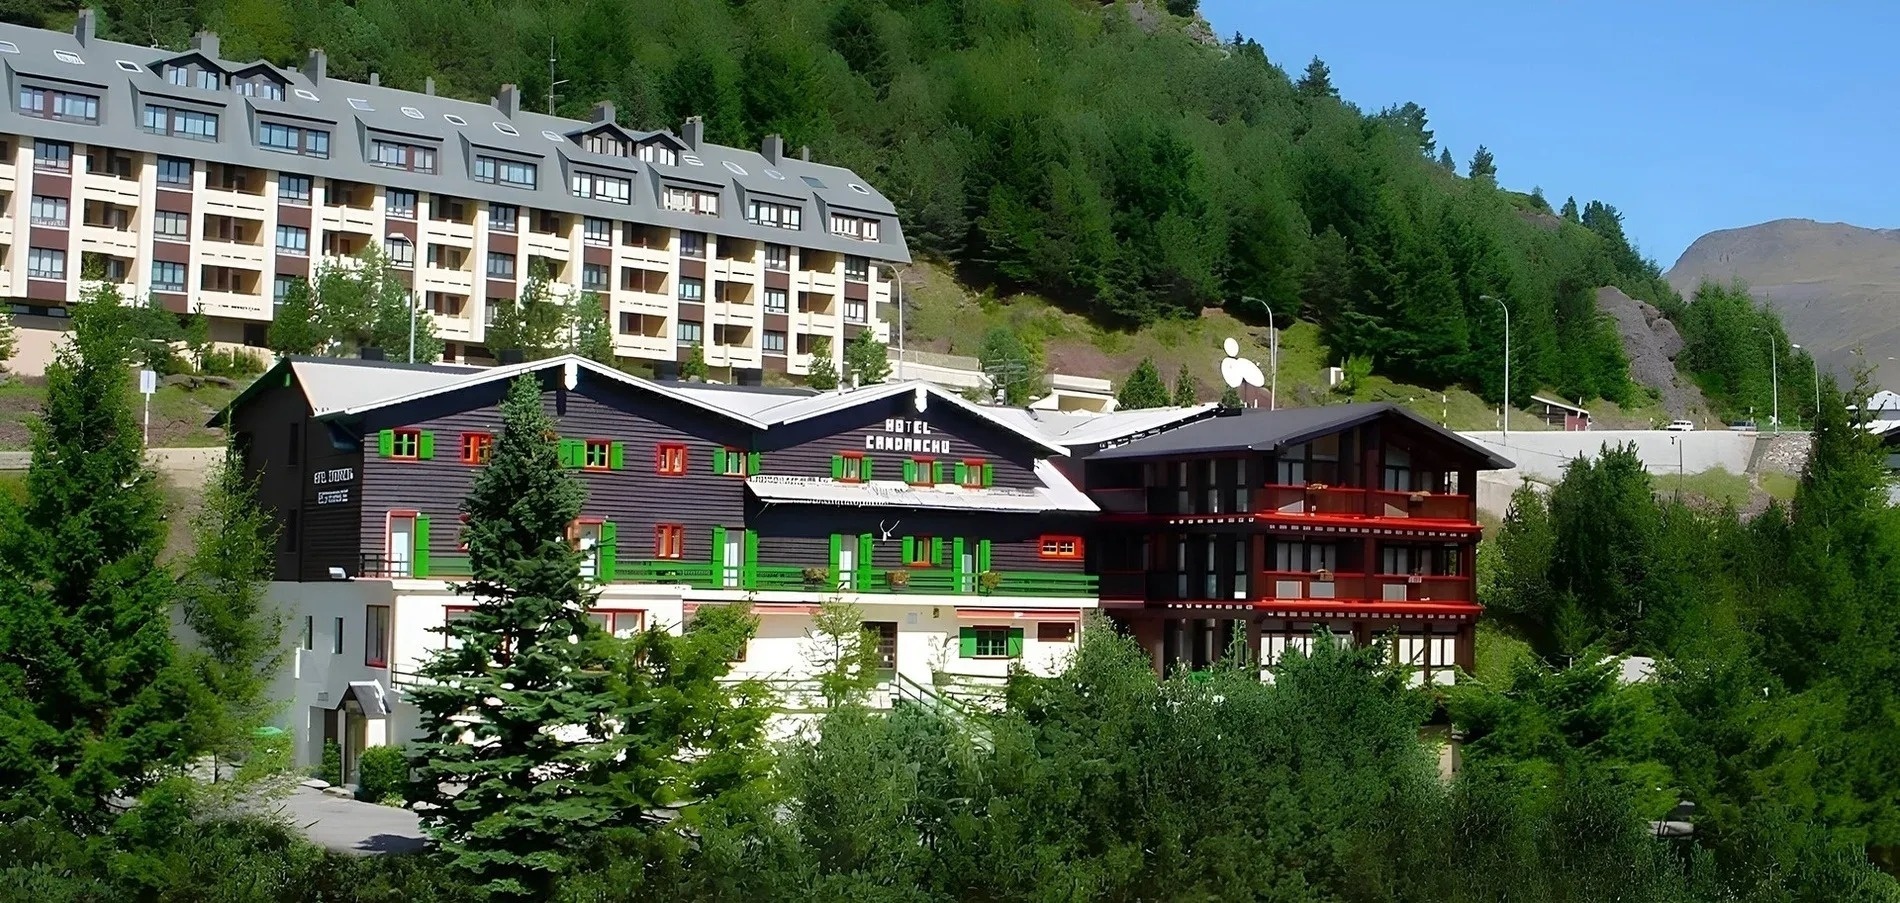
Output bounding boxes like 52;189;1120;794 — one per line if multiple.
1200;1;1900;268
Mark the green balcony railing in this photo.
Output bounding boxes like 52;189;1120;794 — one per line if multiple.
396;554;1096;598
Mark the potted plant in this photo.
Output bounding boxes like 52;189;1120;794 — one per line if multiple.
1406;573;1424;585
1307;482;1330;492
1407;489;1431;505
886;569;911;590
1315;568;1334;582
801;566;830;588
977;570;1003;594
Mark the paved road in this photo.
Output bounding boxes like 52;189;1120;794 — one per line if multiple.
266;786;428;856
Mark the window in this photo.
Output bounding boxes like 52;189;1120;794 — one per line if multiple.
655;443;687;476
388;429;421;459
906;536;935;567
1038;622;1077;644
844;299;868;323
654;524;684;559
589;610;645;638
142;104;219;141
765;244;792;271
585;132;627;156
583;439;611;470
154;211;189;240
370;139;437;173
960;460;988;488
488;203;517;232
570;172;631;204
582;264;609;292
573;520;605;579
837;453;865;483
386;189;417;219
33;140;71;171
845;255;869;280
676;321;702;346
332;617;344;654
661;186;719;215
764;288;788;313
679;231;705;258
906;458;935;486
582;217;611;246
678;277;704;303
19;86;98;123
972;626;1011;658
303;615;314;651
157;156;192;186
279;174;312;203
275;225;309;255
719;447;748;476
829;214;880;242
274;275;296;305
863;621;898;671
235;78;283;100
487;252;516;279
746;199;801;230
763;330;787;354
384;237;415;268
258;121;329;158
638;142;678;165
28;195;66;227
1039;536;1084;560
26;248;64;280
150;260;184;291
473;155;536;188
365;605;391;668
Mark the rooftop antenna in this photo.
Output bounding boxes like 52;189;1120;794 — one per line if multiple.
1219;337;1266;408
546;37;568;115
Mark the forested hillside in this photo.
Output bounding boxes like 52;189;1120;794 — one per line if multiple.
20;0;1697;405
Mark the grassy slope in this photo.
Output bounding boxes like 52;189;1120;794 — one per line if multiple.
901;263;1656;431
0;376;238;451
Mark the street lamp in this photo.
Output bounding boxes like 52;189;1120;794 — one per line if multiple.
1756;328;1779;434
1481;294;1510;442
1240;295;1278;410
1792;343;1818;427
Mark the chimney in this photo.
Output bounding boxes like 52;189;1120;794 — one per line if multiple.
190;30;219;59
73;8;94;45
496;83;520;118
682;116;703;150
305;49;327;84
368;72;380;87
762;133;783;165
800;145;811;162
590;100;615;124
424;77;435;96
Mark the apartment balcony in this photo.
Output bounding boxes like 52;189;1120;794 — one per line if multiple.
522;230;571;260
196;288;271;321
616;244;671;270
77;170;141;205
418;267;475;295
432;314;475;342
202;187;268;219
200;239;268;270
320;205;379;235
1096;569;1472;607
422;219;476;244
710;257;759;283
1260;484;1474;523
0;216;19;245
77;224;139;257
793;269;841;294
78;277;138;300
612;289;672;316
612;333;674;360
0;159;16;193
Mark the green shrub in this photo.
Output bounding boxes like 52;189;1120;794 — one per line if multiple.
200;347;268;378
356;744;409;803
319;739;342;786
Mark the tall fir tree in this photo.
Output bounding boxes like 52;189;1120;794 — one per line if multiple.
265;277;326;357
1467;144;1497;183
1560;195;1581;222
408;375;625;898
0;283;190;829
1172;363;1197;406
807;336;839;390
1295;56;1338;99
843;328;891;386
487;261;568;361
680;341;709;382
569;291;615;365
1117;357;1170;409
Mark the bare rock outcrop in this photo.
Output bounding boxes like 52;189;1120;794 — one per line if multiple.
1598;286;1706;418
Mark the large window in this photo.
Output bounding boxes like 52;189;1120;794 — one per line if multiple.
486;252;516;279
845;255;869;280
473;155;537;189
275;225;309;255
33;140;71;172
28;195;67;227
678;277;704;303
583;217;611;246
679;231;705;258
278;174;312;203
364;605;391;667
26;248;64;279
661;186;719;215
653;524;684;559
19;86;98;123
829;214;880;242
763;330;786;354
638;142;678;165
370;139;438;174
258;121;330;158
844;299;868;323
488;203;517;232
150;260;185;291
765;243;790;271
571;172;631;204
676;320;703;346
386;189;418;219
141;104;218;141
746;199;801;230
582;263;609;291
764;288;788;313
156;156;192;186
383;237;415;268
972;626;1011;658
154;211;189;240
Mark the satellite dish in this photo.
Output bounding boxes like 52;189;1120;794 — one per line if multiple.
1220;338;1265;389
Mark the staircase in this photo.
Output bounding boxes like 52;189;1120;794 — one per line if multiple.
891;672;995;751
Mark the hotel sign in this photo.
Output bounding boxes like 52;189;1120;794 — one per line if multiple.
312;466;354;505
866;418;952;455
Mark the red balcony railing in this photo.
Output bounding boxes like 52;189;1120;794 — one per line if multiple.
1264;570;1472;604
1367;490;1475;522
1261;484;1367;517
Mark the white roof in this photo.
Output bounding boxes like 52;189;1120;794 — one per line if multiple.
665;379;1073;454
1867;390;1900;411
746;460;1097;514
291;358;481;416
976;405;1214;449
1531;394;1590;416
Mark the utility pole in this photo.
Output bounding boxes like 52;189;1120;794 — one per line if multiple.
546;37;567;115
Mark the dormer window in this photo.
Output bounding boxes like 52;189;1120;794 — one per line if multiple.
584;132;627;156
570;171;631;205
166;65;220;91
746;200;801;230
829;214;880;242
234;77;284;101
638;142;678;166
258;121;329;158
661;186;718;216
370;139;438;174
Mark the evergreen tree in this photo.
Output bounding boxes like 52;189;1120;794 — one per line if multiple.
569;292;614;365
408;376;623;898
976;325;1042;405
485;261;568;362
806;337;838;390
842;328;891;386
265;277;327;357
1117;357;1170;409
1172;363;1197;406
0;282;189;829
680;341;709;382
1218;386;1243;408
803;600;886;709
1437;147;1455;173
1560;195;1580;222
1468;144;1497;183
177;447;285;777
1295;56;1338;99
305;248;442;362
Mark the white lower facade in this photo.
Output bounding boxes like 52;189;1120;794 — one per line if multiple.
266;578;1088;776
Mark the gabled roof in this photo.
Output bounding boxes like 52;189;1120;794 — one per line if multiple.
1085;403;1515;469
1530;394;1590;416
211;355;483;425
982;405;1219;451
743;381;1072;455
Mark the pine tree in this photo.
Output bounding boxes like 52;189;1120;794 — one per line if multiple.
1295;56;1337;99
1117;357;1170;409
178;447;286;779
1172;363;1197;406
804;599;886;709
681;341;709;382
1468;145;1497;184
487;261;568;361
1560;196;1581;222
0;282;190;829
807;336;839;390
266;277;327;357
1219;386;1243;408
977;326;1043;405
569;291;614;365
1437;148;1455;173
408;375;623;898
843;328;891;386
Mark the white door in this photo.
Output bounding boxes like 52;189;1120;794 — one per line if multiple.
960;547;975;593
387;515;414;577
723;532;742;588
576;523;602;579
838;543;856;590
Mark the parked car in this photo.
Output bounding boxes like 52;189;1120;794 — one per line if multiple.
1728;420;1759;432
1664;420;1695;432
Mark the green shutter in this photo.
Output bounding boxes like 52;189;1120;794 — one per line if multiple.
863;457;875;481
902;536;915;564
858;534;873;587
713;447;728;474
748;451;761;475
831;455;844;479
931;537;945;566
413;515;431;578
609;442;625;470
418;431;436;460
828;534;842;580
559;438;583;468
954;462;967;485
952;537;966;583
1007;627;1024;658
599;521;618;581
743;529;758;587
377;429;394;457
978;539;992;573
984;464;994;487
903;460;915;483
935;461;949;484
710;525;726;565
959;627;977;658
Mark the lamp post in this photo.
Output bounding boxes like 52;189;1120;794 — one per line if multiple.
1792;343;1818;427
1240;295;1278;410
1756;328;1779;434
1481;294;1509;441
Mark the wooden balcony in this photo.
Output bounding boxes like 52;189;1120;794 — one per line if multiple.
1261;484;1473;523
1100;569;1473;607
360;554;1095;598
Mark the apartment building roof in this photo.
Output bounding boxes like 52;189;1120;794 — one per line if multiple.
0;12;909;261
1086;402;1516;468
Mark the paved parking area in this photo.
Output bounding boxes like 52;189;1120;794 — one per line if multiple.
267;786;428;856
